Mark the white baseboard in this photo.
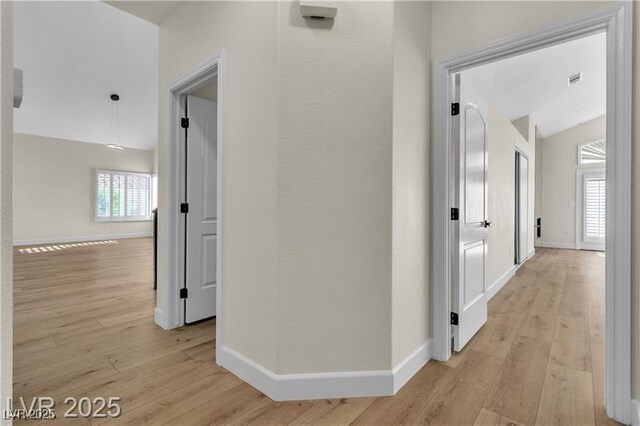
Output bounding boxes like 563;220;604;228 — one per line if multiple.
535;240;576;249
486;264;517;301
528;249;536;258
631;399;640;426
392;340;431;393
154;307;172;330
218;340;431;401
14;232;152;247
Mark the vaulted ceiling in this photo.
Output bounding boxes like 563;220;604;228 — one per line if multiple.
14;1;159;150
463;32;606;138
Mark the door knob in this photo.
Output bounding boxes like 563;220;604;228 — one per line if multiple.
483;220;492;228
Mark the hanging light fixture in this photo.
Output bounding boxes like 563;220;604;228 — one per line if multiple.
107;93;124;151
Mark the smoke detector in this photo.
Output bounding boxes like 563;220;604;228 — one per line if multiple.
567;72;583;86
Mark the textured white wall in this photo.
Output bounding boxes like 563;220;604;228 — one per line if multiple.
483;106;535;289
276;1;394;373
391;0;432;367
13;134;154;244
539;116;606;246
0;0;12;417
158;1;279;370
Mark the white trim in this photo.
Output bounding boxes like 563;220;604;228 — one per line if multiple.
392;340;431;393
153;307;171;330
432;3;631;423
535;241;577;250
631;399;640;426
528;249;536;258
13;233;152;246
218;341;431;401
158;53;225;362
575;168;606;251
486;264;517;301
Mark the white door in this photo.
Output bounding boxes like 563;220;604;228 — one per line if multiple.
577;169;605;251
516;152;529;264
185;95;217;323
452;75;489;351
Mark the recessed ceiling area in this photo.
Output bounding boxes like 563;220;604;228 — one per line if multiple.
463;32;606;138
14;1;159;150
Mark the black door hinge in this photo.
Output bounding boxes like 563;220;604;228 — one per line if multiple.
180;203;189;214
451;102;460;116
451;207;459;221
450;312;459;325
180;288;188;299
181;117;189;129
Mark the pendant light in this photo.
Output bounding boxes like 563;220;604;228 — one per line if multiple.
107;93;124;150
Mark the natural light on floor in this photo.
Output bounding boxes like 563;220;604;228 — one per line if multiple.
17;240;119;254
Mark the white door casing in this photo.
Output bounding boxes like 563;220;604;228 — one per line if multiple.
451;75;489;351
185;95;218;323
432;5;631;422
576;168;605;251
516;151;529;263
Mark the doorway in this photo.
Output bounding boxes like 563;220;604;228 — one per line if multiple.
514;150;529;264
157;55;223;348
432;3;631;423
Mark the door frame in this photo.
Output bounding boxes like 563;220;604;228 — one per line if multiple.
156;52;224;359
514;147;529;264
432;3;631;423
575;167;606;251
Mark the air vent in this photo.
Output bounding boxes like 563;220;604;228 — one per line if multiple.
567;72;583;86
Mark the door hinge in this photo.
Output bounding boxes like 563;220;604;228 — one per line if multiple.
181;117;189;129
450;312;459;325
451;207;459;221
180;203;189;214
180;288;188;299
451;102;460;116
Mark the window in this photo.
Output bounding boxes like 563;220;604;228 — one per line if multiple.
95;170;152;221
578;140;606;164
584;177;605;240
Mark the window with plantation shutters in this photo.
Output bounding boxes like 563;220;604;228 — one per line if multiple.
584;177;605;240
95;170;153;221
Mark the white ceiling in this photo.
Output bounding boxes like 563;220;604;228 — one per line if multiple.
104;1;181;25
14;1;159;150
463;32;606;138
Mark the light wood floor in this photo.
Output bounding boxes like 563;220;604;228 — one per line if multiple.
14;239;616;425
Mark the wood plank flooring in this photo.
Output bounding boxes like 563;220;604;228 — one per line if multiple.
14;239;616;425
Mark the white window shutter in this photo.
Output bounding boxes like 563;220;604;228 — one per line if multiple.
585;178;605;239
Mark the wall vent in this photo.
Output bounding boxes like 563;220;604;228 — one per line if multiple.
567;72;583;86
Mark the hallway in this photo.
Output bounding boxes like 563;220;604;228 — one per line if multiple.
13;241;610;424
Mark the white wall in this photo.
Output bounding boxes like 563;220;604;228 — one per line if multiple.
483;106;535;291
538;115;606;247
391;1;432;368
13;133;154;245
0;0;12;413
276;0;393;373
535;126;543;242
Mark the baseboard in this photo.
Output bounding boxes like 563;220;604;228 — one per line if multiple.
535;240;576;249
486;265;517;301
392;340;431;393
528;249;536;258
154;307;172;330
14;232;152;246
219;340;431;401
631;399;640;426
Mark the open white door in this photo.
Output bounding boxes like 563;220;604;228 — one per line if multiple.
451;74;489;351
184;95;217;323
